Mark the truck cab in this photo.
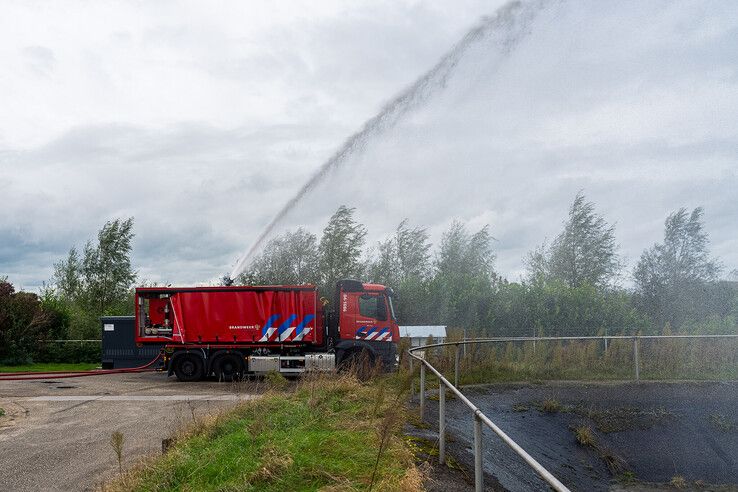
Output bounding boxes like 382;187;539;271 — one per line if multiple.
330;279;399;370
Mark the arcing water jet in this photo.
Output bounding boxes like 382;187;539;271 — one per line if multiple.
227;0;545;281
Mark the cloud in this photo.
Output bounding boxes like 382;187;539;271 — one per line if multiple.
1;0;736;291
22;45;56;76
261;0;738;282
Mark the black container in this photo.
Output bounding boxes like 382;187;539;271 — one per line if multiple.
101;316;163;369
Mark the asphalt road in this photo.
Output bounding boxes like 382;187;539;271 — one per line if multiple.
0;371;258;492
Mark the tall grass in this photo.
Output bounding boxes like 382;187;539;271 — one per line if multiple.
417;334;738;384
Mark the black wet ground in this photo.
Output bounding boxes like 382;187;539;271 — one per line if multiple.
418;381;738;491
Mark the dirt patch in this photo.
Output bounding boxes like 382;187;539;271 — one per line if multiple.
570;405;676;433
709;413;738;433
404;421;503;491
0;372;259;492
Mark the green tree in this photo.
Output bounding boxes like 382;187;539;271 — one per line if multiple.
634;207;721;328
487;279;646;338
318;206;367;294
367;219;431;287
395;219;432;281
52;247;82;301
0;280;56;364
80;218;136;315
430;222;496;333
239;228;320;285
367;238;398;287
366;219;433;325
48;218;136;339
528;192;620;288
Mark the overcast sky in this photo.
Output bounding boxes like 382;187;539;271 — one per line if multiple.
1;0;737;291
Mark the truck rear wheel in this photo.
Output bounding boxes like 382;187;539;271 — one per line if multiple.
173;353;204;382
214;353;243;382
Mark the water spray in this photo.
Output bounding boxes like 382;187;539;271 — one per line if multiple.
227;0;544;281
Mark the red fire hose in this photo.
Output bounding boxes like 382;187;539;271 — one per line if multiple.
0;354;163;381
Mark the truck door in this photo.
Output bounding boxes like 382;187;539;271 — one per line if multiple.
340;291;394;342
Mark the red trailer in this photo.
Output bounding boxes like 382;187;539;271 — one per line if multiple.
135;280;398;381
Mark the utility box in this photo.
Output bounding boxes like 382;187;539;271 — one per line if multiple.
101;316;163;369
248;356;280;373
305;353;335;372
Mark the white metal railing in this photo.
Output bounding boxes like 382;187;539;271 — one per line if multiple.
407;333;738;492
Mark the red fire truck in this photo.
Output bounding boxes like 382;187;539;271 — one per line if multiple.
135;279;399;381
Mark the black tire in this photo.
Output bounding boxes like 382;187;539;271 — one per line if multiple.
214;353;244;382
338;349;375;381
173;353;204;382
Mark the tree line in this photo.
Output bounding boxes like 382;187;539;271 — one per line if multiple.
1;194;736;364
239;195;737;337
0;219;135;364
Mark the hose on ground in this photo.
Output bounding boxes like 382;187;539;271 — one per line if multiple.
0;353;163;381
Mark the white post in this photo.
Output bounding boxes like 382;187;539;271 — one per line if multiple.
474;415;483;492
409;357;415;399
454;344;460;387
463;327;468;357
420;363;426;420
604;327;608;352
633;336;640;381
439;382;446;464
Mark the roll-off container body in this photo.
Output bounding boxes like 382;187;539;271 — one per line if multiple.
135;280;398;381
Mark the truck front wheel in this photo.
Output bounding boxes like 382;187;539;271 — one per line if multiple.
173;353;204;382
338;349;375;380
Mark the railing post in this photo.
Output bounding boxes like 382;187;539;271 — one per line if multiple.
439;382;446;465
454;344;460;388
474;414;483;492
409;355;414;399
604;328;609;352
633;336;640;381
420;363;426;420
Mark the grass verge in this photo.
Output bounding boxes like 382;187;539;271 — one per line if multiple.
0;362;98;373
107;372;421;492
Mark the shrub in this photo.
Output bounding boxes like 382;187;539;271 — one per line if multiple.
264;371;289;390
574;425;595;446
541;399;562;413
670;475;687;489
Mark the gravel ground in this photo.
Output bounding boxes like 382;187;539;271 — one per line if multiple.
419;381;738;492
0;371;259;491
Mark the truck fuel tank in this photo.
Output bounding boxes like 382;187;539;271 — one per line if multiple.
247;354;336;374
